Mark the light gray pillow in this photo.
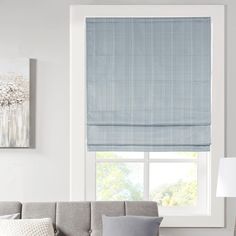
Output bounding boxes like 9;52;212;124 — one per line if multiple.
0;213;20;219
0;218;55;236
102;215;163;236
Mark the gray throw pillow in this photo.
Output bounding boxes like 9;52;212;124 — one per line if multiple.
102;215;163;236
0;213;20;219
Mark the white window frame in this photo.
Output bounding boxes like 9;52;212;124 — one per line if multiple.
87;151;209;217
70;5;225;227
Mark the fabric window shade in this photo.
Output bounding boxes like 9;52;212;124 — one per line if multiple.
86;17;211;151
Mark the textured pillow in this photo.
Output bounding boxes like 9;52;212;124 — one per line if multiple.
0;218;54;236
102;215;163;236
0;213;20;219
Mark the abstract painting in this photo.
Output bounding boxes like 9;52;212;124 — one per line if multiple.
0;58;30;147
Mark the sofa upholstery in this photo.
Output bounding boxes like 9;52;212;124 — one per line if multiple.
0;201;159;236
0;202;21;216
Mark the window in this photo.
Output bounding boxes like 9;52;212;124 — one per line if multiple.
88;151;209;216
71;5;224;227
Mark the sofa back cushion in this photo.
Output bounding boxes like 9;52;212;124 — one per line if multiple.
0;202;21;217
91;201;125;236
56;202;91;236
22;202;56;228
0;201;159;236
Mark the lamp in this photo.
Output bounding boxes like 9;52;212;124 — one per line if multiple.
217;158;236;235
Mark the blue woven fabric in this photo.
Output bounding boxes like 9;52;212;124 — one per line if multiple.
86;17;211;151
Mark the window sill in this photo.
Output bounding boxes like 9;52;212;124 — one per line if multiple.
160;213;224;227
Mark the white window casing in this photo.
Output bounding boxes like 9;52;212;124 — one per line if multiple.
70;5;225;227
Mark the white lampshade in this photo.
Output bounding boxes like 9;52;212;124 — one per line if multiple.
217;158;236;197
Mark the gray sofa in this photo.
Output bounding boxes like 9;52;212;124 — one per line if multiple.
0;201;159;236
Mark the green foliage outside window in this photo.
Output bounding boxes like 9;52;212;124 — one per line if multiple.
96;152;197;207
150;180;197;206
96;162;143;201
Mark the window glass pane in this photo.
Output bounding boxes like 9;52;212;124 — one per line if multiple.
150;163;197;207
96;162;144;200
150;152;198;159
96;152;144;160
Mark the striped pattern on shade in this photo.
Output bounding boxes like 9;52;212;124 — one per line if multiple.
86;17;211;151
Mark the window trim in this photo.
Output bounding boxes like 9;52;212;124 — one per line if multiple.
70;5;225;227
87;151;209;217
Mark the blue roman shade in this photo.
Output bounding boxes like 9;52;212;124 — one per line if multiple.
86;17;211;151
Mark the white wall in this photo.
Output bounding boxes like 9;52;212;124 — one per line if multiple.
0;0;235;235
0;0;70;201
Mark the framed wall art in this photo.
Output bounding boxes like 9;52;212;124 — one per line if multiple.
0;58;30;147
